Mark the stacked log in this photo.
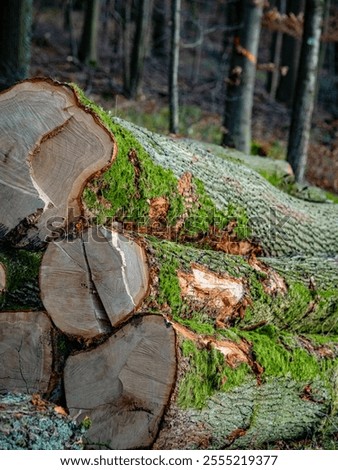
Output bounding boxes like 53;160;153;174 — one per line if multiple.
0;79;338;450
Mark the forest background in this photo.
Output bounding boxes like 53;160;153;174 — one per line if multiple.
0;0;338;201
1;0;338;198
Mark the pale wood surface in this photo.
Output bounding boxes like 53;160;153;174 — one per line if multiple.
40;227;149;338
0;311;53;393
64;315;176;449
0;79;116;247
0;263;5;292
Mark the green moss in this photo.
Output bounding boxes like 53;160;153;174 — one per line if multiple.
259;170;338;205
273;282;338;335
243;269;338;336
240;325;338;384
304;333;338;345
86;120;185;226
81;416;92;430
0;249;42;310
71;83;185;227
178;340;252;409
325;191;338;204
182;178;250;239
72;83;251;241
156;252;182;310
222;362;253;392
178;311;215;335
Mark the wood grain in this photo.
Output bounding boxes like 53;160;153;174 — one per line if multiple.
64;315;176;449
0;311;53;393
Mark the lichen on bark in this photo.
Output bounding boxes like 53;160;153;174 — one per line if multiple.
2;81;338;450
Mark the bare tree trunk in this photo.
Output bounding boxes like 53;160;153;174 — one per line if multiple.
63;0;78;59
287;0;324;182
128;0;153;98
222;0;264;154
152;0;169;58
315;0;331;104
0;0;33;91
169;0;181;134
276;0;305;104
266;0;287;99
122;0;132;94
78;0;101;66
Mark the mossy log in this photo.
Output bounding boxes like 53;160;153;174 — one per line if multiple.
0;79;338;450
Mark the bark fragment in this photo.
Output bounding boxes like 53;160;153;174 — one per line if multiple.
0;263;6;292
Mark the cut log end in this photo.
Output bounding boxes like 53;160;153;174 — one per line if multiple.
40;227;149;338
0;311;54;394
64;315;177;449
0;78;116;248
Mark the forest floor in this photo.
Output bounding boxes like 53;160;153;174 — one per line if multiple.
30;6;338;196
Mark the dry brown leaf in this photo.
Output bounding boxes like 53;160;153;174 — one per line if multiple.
54;405;68;416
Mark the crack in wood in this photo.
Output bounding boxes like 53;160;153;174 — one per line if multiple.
104;228;136;308
81;236;113;333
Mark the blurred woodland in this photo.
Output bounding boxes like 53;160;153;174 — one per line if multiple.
1;0;338;194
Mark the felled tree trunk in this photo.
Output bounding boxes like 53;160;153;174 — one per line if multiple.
0;79;338;450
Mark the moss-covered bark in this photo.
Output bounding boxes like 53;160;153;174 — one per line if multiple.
1;82;338;449
73;94;338;257
0;246;42;311
139;237;338;449
74;95;338;448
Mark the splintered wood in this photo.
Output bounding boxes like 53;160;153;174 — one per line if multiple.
178;263;247;327
0;263;5;292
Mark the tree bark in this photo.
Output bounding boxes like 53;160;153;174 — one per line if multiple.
152;0;169;58
287;0;324;182
0;0;33;91
276;0;305;104
78;0;101;65
169;0;181;134
222;0;264;154
0;79;338;450
122;0;132;95
127;0;153;98
63;0;78;59
266;0;287;99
